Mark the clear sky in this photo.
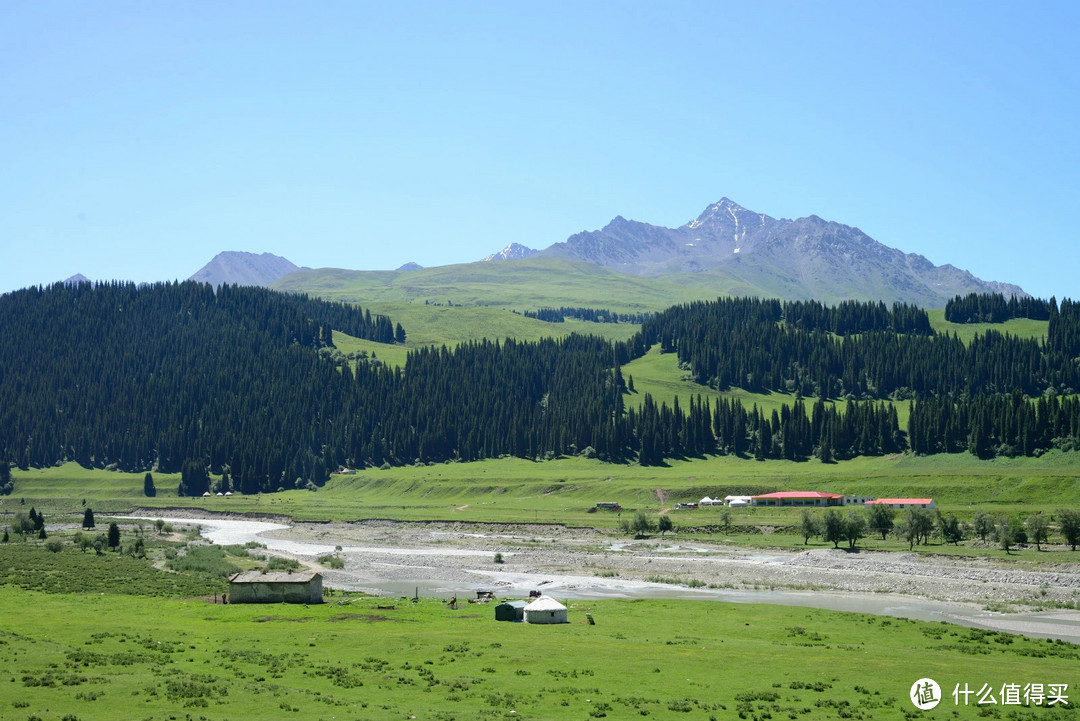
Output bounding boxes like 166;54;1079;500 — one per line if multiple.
2;1;1077;300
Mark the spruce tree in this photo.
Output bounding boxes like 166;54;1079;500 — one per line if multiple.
107;522;120;550
82;507;95;529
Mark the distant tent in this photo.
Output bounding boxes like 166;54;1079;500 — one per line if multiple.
202;491;211;497
699;496;714;506
224;491;233;497
216;492;224;496
524;595;568;624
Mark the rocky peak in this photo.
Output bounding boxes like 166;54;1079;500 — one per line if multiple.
482;243;538;262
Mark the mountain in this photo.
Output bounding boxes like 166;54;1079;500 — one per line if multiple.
396;262;424;271
483;243;538;262
63;273;92;286
539;198;1026;307
189;251;300;287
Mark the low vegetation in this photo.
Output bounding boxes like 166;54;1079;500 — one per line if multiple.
1;584;1078;721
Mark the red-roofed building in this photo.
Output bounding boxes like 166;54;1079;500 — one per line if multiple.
751;491;844;507
864;498;935;509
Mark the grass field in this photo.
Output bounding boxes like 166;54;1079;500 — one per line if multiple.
621;345;910;425
927;309;1049;344
8;451;1080;538
273;257;717;313
1;575;1078;721
331;311;639;368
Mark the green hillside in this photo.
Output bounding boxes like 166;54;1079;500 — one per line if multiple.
927;309;1049;344
272;257;717;312
622;344;912;428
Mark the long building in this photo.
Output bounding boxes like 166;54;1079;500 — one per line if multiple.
751;491;844;507
865;498;935;509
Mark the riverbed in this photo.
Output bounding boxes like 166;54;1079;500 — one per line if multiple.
121;514;1080;643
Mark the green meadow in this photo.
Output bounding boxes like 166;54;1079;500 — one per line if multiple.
620;346;915;430
272;257;716;313
9;451;1080;536
927;309;1049;344
1;569;1078;721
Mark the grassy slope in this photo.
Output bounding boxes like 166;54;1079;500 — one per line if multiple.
927;309;1049;344
332;313;639;369
622;345;912;430
4;582;1077;721
273;257;716;312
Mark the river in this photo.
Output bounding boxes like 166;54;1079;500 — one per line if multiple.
121;515;1080;643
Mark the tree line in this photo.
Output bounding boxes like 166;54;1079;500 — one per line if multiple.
944;292;1053;324
2;283;1079;491
521;306;651;324
625;296;1080;398
798;506;1080;553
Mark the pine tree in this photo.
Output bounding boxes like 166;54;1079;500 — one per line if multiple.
107;522;120;550
82;508;95;529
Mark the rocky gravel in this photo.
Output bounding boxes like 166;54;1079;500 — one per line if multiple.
269;520;1080;609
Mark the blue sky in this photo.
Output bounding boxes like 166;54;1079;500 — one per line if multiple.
2;1;1077;300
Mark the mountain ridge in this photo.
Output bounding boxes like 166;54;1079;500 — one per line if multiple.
535;198;1025;307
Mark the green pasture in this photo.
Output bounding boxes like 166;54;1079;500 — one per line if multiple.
273;257;714;313
927;309;1049;344
7;452;1080;539
621;345;914;429
1;575;1078;721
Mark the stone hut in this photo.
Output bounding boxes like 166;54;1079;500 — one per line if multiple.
228;570;323;604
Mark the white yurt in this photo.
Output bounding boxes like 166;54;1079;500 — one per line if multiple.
523;595;568;624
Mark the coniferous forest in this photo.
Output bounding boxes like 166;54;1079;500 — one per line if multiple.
1;283;1079;493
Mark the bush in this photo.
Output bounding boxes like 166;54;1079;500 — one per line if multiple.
165;545;240;578
265;556;301;573
493;552;504;564
44;539;63;553
318;555;344;569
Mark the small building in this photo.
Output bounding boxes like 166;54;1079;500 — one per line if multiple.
229;570;323;604
865;498;935;509
751;491;844;507
724;495;752;507
524;595;568;624
843;496;875;505
495;600;528;622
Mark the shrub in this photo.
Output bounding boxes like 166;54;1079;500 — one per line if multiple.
265;556;301;573
165;545;240;578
